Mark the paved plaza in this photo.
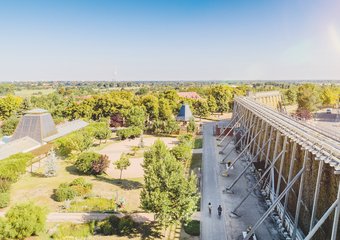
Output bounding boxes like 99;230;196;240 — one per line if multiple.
201;122;282;240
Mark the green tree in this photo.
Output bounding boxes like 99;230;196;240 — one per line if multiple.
141;95;159;121
284;88;297;105
0;95;23;120
207;95;217;114
125;106;146;129
192;100;209;120
187;118;196;133
75;152;101;174
160;89;180;114
94;122;112;144
141;140;198;226
3;202;46;239
320;86;339;107
0;116;19;136
209;85;233;114
158;98;173;120
21;97;32;111
114;153;131;180
171;143;192;163
297;84;321;113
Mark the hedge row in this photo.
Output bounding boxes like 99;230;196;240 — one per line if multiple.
0;153;34;182
0;153;34;208
116;127;142;140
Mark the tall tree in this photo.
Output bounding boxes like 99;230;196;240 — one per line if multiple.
125;106;146;129
158;98;173;120
207;95;217;114
141;95;159;121
297;84;321;113
192;100;209;120
141;140;198;226
320;86;339;107
209;85;233;114
284;88;297;105
0;95;23;120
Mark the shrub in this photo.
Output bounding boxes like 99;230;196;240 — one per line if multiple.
54;184;77;202
54;178;92;202
0;153;34;182
97;215;120;235
116;127;141;140
0;179;11;193
0;217;6;239
0;192;10;208
5;202;46;239
183;220;200;236
55;130;94;158
75;152;101;174
98;215;136;236
118;216;136;235
187;118;196;133
171;143;192;162
178;134;194;146
91;154;110;175
70;177;92;196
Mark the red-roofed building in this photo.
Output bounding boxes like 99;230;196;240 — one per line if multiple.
178;92;202;100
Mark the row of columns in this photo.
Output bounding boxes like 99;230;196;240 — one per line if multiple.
223;100;340;240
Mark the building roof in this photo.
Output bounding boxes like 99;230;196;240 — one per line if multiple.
178;92;202;100
11;109;58;143
25;108;49;114
0;136;41;160
176;104;193;122
43;119;89;142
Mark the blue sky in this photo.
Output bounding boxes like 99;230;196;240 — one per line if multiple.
0;0;339;81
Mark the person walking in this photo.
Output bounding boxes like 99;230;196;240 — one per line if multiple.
208;202;212;215
217;205;222;218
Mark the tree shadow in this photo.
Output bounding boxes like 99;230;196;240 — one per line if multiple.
139;222;163;240
95;175;143;190
29;172;46;178
65;165;83;176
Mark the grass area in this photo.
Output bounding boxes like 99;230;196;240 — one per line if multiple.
51;222;94;239
10;161;143;213
190;153;202;172
193;138;203;149
67;197;116;212
183;220;200;236
14;88;55;97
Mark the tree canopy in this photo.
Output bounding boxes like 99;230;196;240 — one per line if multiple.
141;140;198;226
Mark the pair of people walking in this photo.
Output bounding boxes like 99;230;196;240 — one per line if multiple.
208;202;222;218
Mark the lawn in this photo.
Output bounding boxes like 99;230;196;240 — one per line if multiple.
14;88;55;97
193;138;203;149
9;160;143;213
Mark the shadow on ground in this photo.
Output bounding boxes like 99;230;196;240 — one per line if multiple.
95;175;143;190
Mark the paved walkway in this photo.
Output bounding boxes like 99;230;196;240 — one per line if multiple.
201;123;228;240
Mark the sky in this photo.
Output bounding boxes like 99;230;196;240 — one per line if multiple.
0;0;340;81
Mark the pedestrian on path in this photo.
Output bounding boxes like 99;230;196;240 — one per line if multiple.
217;205;222;218
208;202;212;215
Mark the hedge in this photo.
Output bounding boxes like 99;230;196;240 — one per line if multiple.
183;220;200;236
0;192;10;208
116;127;141;140
0;153;34;182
